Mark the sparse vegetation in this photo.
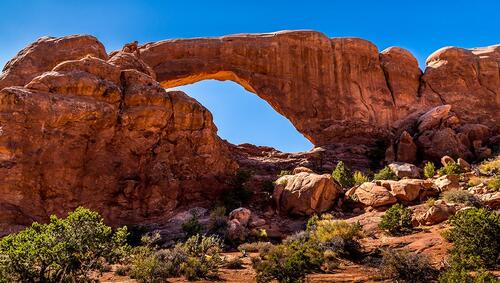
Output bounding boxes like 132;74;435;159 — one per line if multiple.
353;170;369;186
208;206;228;238
438;160;463;176
487;175;500;191
438;268;500;283
278;170;292;178
373;166;398;181
0;207;129;283
238;241;274;253
332;161;355;188
182;212;203;238
424;161;436;178
442;208;499;270
251;215;364;283
225;257;245;269
223;170;253;211
380;249;437;282
442;190;482;207
379;204;413;235
426;198;436;208
479;155;500;175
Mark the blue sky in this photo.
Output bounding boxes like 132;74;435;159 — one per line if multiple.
1;1;499;152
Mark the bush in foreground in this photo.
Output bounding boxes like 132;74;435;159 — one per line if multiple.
380;249;437;282
442;208;499;270
379;204;413;235
353;171;369;186
438;269;500;283
438;160;463;176
332;161;354;189
424;161;436;178
0;207;128;283
373;166;398;181
442;190;482;207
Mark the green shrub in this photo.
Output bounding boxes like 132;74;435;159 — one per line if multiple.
278;170;292;177
208;206;228;238
126;224;149;247
353;171;369;186
379;204;413;235
238;241;274;253
438;161;463;176
442;208;499;270
439;268;500;283
374;166;398;181
442;190;482;207
182;213;203;238
223;170;253;211
225;257;245;269
426;198;436;208
424;161;436;178
380;249;437;282
180;235;223;280
487;175;500;191
479;155;500;175
115;265;131;276
0;207;128;283
332;161;355;188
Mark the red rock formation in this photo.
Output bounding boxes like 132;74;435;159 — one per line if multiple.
139;31;499;146
0;39;236;234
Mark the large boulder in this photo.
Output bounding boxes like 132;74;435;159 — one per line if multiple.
273;172;341;215
479;192;500;209
388;162;421;179
396;131;417;163
351;182;397;208
433;175;460;191
379;179;433;202
417;201;457;225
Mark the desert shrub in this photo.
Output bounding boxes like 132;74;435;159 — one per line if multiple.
379;204;413;235
467;176;484;188
380;249;437;282
311;219;363;258
252;240;323;283
278;170;292;177
424;161;436;178
353;171;369;186
332;161;354;188
442;208;500;270
182;213;203;238
306;214;320;231
438;269;500;283
487;175;500;191
238;241;274;253
374;166;398;181
223;170;253;211
126;224;149;247
426;198;436;208
442;190;482;207
129;234;222;282
115;265;131;276
479;155;500;175
438;160;463;176
208;206;228;237
0;207;128;283
225;257;245;269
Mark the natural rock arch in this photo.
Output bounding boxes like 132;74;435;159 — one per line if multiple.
139;30;499;147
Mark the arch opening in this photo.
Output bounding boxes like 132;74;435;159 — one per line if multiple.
169;79;313;153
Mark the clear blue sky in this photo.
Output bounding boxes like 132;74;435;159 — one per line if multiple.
1;1;499;152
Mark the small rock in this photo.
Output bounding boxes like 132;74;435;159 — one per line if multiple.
433;175;460;191
229;207;252;226
292;166;314;174
457;158;471;171
479;192;500;209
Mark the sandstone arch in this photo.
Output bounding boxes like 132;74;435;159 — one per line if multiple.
139;30;499;146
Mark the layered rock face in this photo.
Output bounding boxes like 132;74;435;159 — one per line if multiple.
0;37;236;234
139;31;499;147
0;31;498;233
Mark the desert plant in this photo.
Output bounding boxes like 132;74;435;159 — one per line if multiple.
487;175;500;191
0;207;129;283
426;198;436;208
380;249;437;282
238;241;274;254
479;155;500;175
115;265;131;276
442;190;482;207
442;208;499;270
438;160;463;176
277;170;292;177
208;206;228;237
438;268;499;283
353;171;369;186
379;204;413;235
424;161;436;178
182;212;203;238
332;161;355;188
223;170;253;211
374;166;398;181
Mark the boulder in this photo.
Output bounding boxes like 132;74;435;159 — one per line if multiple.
396;131;417;163
417;201;457;225
457;158;471;171
352;182;397;208
441;156;455;166
417;128;472;162
380;179;432;202
227;219;248;242
388;162;421;179
273;172;341;215
479;192;500;209
417;105;452;133
292;166;314;174
433;175;460;191
229;208;252;227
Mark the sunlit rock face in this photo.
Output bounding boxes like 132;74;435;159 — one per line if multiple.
0;31;498;233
